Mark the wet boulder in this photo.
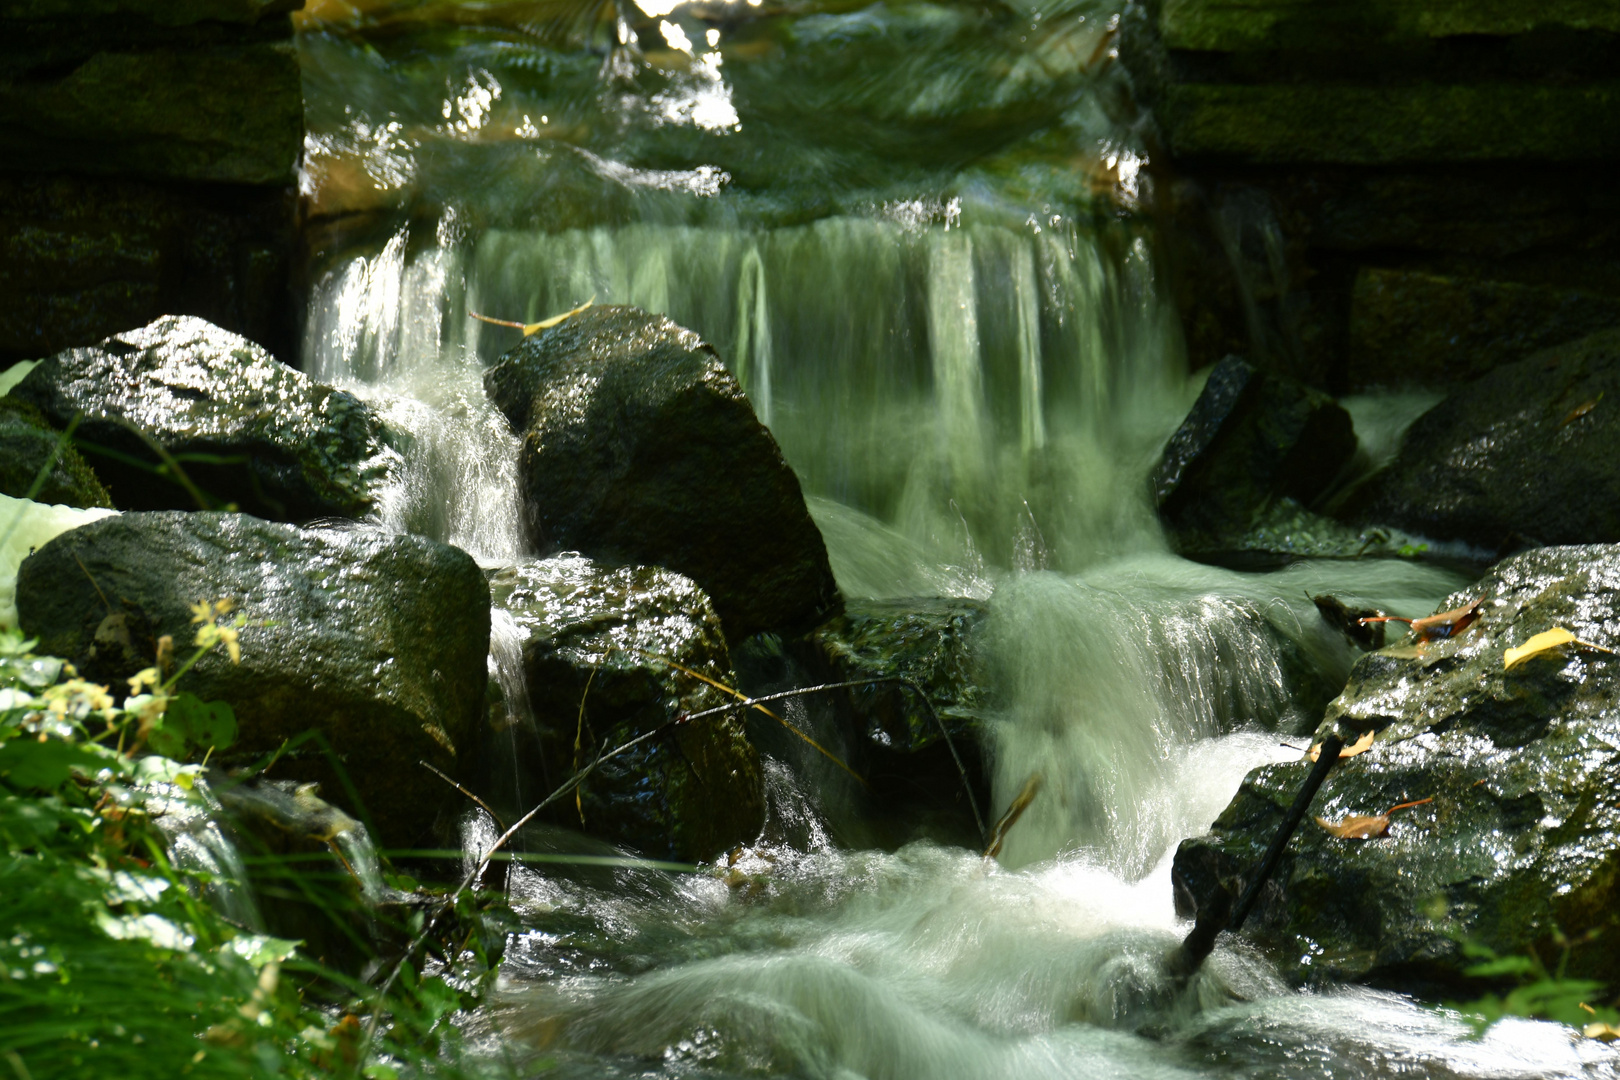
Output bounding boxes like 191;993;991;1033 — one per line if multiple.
1174;544;1620;993
1153;356;1356;555
1346;328;1620;552
810;598;993;844
15;511;490;847
0;396;111;509
487;555;764;863
10;316;398;522
483;305;841;641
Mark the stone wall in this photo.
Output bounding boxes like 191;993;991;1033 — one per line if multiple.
1125;0;1620;391
0;0;305;365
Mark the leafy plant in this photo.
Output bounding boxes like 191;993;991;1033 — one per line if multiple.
0;618;514;1079
1446;935;1620;1037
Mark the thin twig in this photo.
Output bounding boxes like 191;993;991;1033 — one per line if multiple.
679;676;986;843
636;649;868;787
418;760;507;832
361;718;678;1054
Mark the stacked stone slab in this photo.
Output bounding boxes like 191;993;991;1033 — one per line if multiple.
1126;0;1620;391
0;0;304;365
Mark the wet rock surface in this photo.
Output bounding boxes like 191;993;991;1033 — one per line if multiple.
1347;328;1620;552
810;598;992;842
11;316;397;522
1154;356;1357;553
15;511;490;847
1174;543;1620;993
483;305;841;642
486;555;764;863
0;396;111;509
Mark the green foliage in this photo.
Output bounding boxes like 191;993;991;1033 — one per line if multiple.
0;623;515;1079
1446;938;1620;1034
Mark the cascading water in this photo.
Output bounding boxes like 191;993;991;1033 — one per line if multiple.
288;1;1613;1075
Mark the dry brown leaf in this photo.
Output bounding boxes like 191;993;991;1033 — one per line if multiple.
1316;797;1432;840
1358;596;1483;643
1307;728;1375;762
1503;626;1615;669
1561;393;1602;426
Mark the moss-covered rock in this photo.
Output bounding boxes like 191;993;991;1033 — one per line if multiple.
0;396;111;508
487;555;764;863
1173;544;1620;994
484;305;841;642
15;511;490;847
0;30;303;186
11;316;398;522
1349;267;1620;389
1154;355;1357;553
1346;327;1620;551
810;598;991;841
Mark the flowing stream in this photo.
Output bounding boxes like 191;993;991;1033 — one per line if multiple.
292;2;1610;1075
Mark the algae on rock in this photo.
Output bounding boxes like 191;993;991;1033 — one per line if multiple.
1174;544;1620;994
487;555;765;863
15;511;489;847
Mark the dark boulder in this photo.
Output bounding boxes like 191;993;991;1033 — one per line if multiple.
10;316;397;522
482;305;840;641
16;511;489;847
1347;328;1620;552
487;555;764;863
1153;356;1357;554
1174;544;1620;994
0;396;111;508
810;598;992;843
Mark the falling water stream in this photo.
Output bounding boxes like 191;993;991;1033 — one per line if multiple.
291;1;1612;1075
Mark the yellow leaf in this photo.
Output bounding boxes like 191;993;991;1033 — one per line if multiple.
1307;728;1375;762
1503;626;1614;669
1586;1022;1620;1043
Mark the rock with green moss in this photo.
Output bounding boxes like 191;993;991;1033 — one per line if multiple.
483;305;841;642
15;511;490;847
1173;543;1620;993
11;316;398;522
810;598;992;840
1154;356;1356;553
1346;328;1620;551
487;555;764;863
0;397;111;508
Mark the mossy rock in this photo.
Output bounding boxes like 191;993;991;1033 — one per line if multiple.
15;511;490;848
11;316;398;523
0;396;111;509
1346;327;1620;552
1154;355;1356;553
487;555;764;863
1174;544;1620;995
483;305;841;642
811;598;992;841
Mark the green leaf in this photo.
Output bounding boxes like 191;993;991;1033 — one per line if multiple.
0;737;109;792
1463;955;1539;979
150;693;239;759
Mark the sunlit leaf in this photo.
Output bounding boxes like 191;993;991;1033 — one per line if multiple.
1316;797;1432;840
1504;626;1614;668
1308;728;1375;762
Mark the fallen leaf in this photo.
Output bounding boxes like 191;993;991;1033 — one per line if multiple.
1316;797;1433;840
1561;392;1602;427
1504;626;1615;669
1308;728;1375;762
1586;1022;1620;1043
